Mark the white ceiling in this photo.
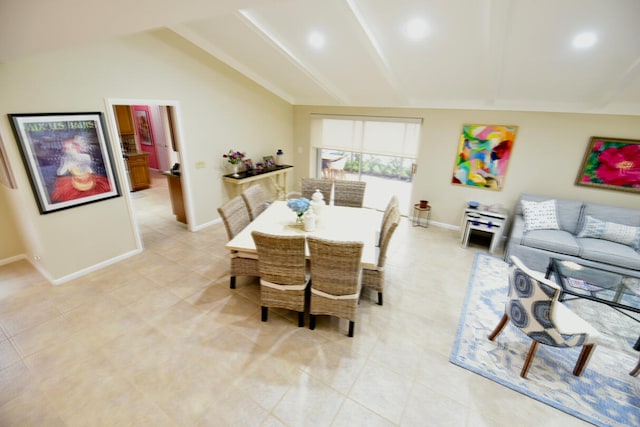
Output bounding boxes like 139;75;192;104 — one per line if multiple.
3;0;640;115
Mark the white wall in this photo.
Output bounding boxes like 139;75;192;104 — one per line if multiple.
293;106;640;226
0;27;636;281
0;29;293;281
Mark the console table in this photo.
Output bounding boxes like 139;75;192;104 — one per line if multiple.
460;205;508;254
223;165;293;199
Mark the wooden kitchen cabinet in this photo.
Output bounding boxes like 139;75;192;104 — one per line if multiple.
126;153;150;191
115;105;134;135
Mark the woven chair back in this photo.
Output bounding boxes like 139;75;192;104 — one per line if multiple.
241;185;268;221
217;195;250;240
381;195;399;230
333;180;366;207
378;207;400;268
252;231;306;285
301;178;333;201
307;236;363;296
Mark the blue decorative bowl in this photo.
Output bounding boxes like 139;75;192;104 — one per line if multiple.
468;201;480;209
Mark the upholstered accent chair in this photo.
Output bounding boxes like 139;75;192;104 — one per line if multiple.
251;231;309;327
217;196;259;289
489;256;600;378
363;206;400;305
241;184;269;221
333;180;366;208
301;178;333;202
307;236;363;337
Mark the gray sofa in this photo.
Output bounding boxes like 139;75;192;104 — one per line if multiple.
504;193;640;276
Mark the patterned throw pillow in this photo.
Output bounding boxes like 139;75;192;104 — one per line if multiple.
521;199;560;231
578;216;640;248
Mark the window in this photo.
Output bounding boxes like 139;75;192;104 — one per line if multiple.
311;115;422;214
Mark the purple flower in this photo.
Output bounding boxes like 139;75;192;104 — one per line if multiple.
223;149;246;165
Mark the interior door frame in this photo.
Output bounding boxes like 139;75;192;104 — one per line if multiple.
104;98;194;250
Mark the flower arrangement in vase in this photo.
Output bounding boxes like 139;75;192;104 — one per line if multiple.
286;198;310;225
223;149;245;177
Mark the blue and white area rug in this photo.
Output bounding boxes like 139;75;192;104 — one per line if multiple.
450;253;640;427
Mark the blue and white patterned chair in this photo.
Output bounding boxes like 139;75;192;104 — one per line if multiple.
489;256;600;378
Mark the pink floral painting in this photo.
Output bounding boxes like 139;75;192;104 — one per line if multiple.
575;137;640;193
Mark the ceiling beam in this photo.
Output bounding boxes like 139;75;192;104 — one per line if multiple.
169;23;296;104
238;10;350;105
485;0;514;106
593;55;640;110
344;0;408;104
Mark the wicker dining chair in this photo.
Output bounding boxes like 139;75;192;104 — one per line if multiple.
241;184;269;221
489;256;600;378
363;206;400;305
333;180;366;208
217;196;259;289
301;178;333;202
251;231;309;327
379;195;399;246
307;236;364;337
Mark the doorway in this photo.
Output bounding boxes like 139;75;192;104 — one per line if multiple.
318;148;415;216
107;99;189;249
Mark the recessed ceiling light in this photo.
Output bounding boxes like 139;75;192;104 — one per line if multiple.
308;31;325;49
404;18;428;40
572;32;597;49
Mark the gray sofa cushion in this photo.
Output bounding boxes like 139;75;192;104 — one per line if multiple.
521;229;581;256
578;238;640;270
581;203;640;228
517;194;583;234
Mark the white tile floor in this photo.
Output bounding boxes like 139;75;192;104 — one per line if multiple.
0;171;591;426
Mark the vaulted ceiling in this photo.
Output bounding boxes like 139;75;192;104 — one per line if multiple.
3;0;640;115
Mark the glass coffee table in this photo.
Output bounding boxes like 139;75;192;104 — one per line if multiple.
545;258;640;376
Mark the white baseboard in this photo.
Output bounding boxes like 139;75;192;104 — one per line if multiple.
191;217;222;231
0;254;28;266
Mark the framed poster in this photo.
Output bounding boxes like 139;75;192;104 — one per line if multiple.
575;136;639;193
9;112;121;214
452;124;518;191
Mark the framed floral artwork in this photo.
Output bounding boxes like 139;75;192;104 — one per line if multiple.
575;136;639;193
451;124;518;191
9;112;121;214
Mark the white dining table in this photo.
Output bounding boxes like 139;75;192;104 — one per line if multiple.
225;200;382;269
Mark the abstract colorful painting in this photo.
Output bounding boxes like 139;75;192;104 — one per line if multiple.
452;124;517;191
575;137;640;193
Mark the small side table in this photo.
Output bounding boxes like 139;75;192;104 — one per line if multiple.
460;206;508;254
412;204;431;227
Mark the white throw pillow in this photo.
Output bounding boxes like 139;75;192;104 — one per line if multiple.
521;199;560;231
578;215;640;248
